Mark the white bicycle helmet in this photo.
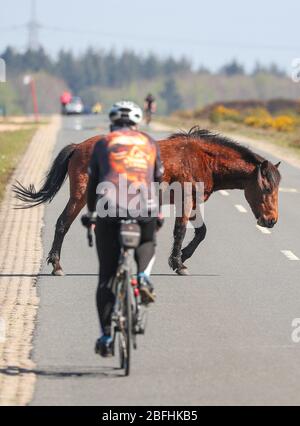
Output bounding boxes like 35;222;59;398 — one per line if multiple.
109;101;143;126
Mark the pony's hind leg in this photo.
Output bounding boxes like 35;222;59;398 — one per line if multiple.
47;196;86;276
48;151;89;276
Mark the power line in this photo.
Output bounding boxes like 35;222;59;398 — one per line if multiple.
0;19;298;53
39;25;300;52
0;25;26;31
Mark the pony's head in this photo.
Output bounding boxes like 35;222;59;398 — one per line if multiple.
244;160;281;228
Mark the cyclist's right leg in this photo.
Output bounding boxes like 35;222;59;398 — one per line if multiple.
135;219;156;274
95;218;121;355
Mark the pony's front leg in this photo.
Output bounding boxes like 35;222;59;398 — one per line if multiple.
169;217;189;276
181;204;207;264
181;223;207;264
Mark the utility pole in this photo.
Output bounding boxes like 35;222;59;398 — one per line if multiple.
28;0;40;51
24;75;39;122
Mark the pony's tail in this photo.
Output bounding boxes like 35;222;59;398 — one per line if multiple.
13;144;76;209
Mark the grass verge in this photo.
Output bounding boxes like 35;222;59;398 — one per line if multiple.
0;128;37;201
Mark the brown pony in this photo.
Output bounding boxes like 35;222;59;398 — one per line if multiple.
14;127;281;276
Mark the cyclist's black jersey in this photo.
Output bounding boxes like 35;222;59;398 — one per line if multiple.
87;127;164;217
145;96;155;111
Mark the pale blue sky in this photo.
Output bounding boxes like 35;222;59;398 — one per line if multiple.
0;0;299;71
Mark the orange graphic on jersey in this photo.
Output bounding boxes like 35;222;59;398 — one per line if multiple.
107;131;156;183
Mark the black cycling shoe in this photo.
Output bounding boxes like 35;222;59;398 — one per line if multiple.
95;336;114;358
138;275;156;305
135;322;146;335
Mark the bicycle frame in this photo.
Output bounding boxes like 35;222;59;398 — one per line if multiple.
112;249;136;328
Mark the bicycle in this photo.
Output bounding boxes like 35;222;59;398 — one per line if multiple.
145;109;153;126
82;217;148;377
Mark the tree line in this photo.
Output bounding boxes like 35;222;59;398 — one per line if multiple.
0;46;290;115
1;47;192;93
1;47;286;94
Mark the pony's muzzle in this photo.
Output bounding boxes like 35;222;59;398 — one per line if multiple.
257;217;277;228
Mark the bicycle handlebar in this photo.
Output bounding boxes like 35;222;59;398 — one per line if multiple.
81;214;96;248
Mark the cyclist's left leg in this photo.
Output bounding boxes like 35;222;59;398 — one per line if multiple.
95;218;120;354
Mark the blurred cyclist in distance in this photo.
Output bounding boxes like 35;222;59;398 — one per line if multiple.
144;94;157;125
60;91;72;115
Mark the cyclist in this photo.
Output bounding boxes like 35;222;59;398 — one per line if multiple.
144;94;157;125
83;101;164;357
60;91;72;115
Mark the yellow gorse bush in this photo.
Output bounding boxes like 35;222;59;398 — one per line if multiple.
272;115;296;132
208;104;298;132
175;103;298;133
244;107;271;119
210;105;242;123
244;115;296;132
244;116;272;129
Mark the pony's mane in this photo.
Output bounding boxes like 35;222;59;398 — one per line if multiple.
169;126;281;189
169;126;264;164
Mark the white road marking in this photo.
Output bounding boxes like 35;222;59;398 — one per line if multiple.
256;225;271;235
219;190;230;197
279;188;299;193
235;204;248;213
281;250;300;261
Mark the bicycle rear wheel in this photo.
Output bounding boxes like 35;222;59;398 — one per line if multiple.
145;110;152;125
118;273;132;376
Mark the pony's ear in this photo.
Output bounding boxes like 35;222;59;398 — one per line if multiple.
257;163;264;190
275;162;281;169
260;160;269;177
257;161;271;192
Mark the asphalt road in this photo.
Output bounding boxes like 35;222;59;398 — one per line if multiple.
32;115;300;406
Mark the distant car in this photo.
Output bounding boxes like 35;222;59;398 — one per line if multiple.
65;97;84;115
